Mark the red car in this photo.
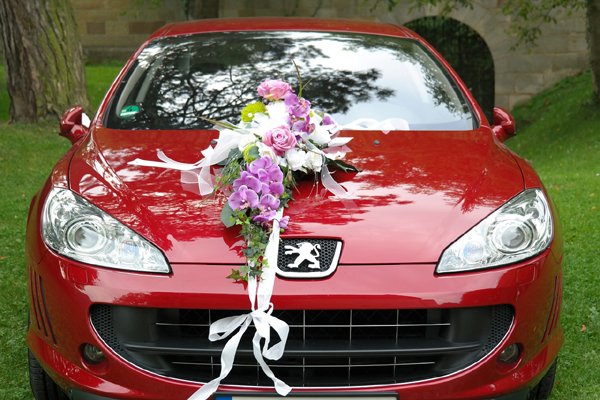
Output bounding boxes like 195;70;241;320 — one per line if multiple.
26;18;563;400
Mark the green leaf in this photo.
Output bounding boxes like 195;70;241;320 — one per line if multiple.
327;159;361;173
220;203;236;228
247;145;260;160
239;264;251;277
226;268;244;281
280;189;295;208
217;148;242;166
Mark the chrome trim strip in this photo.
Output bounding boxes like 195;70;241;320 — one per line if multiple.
173;361;436;368
156;322;451;327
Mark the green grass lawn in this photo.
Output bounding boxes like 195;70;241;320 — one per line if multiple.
0;64;122;399
508;71;600;398
0;66;599;399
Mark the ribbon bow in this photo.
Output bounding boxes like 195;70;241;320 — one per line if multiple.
188;211;291;400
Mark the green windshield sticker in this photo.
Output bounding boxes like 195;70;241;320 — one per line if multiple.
119;105;140;118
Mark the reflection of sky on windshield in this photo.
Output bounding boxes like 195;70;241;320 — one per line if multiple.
109;31;473;131
280;33;465;125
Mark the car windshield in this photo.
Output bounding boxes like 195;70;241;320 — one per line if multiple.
104;31;476;131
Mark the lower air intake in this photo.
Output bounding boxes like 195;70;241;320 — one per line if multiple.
91;305;513;387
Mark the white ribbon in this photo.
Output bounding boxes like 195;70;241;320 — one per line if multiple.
302;139;356;200
188;210;291;400
320;167;356;200
327;136;354;147
341;117;409;134
128;129;248;195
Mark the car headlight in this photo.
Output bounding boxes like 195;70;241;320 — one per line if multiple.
437;189;553;273
42;188;170;273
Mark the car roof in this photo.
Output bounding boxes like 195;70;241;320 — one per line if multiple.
149;17;417;41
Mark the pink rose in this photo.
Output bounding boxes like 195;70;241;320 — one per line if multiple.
263;126;297;156
257;79;292;101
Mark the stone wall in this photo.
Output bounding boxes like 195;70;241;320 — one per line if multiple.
72;0;589;110
72;0;185;62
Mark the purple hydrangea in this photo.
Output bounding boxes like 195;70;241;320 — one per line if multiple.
285;92;311;119
267;182;285;196
292;117;315;135
252;194;280;223
233;170;262;192
248;156;273;176
323;114;334;125
228;185;259;211
256;165;283;185
279;215;290;230
260;181;284;197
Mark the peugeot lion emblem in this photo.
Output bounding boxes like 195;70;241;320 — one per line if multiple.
276;239;342;279
285;242;321;269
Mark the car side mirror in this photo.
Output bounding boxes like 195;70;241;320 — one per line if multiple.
60;106;90;144
492;107;516;143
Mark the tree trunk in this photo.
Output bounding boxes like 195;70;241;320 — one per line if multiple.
588;0;600;102
187;0;220;20
0;0;90;123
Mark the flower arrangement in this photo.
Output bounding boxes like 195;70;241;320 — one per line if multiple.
212;76;359;281
130;72;360;400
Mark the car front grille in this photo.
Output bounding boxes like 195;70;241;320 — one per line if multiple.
275;238;342;278
90;305;513;387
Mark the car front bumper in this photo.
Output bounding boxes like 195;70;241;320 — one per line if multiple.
27;246;563;400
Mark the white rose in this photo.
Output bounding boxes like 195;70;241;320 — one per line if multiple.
310;125;332;145
310;112;322;125
248;101;290;138
305;151;324;172
285;148;308;171
256;142;281;164
237;134;258;152
266;100;288;117
264;101;289;125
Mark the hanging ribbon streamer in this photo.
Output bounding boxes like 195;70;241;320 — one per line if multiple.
302;138;357;200
188;210;291;400
128;129;248;196
129;130;295;399
320;166;357;200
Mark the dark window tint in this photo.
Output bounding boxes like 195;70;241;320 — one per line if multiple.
105;31;476;131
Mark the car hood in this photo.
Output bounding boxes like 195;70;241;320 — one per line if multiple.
69;127;524;264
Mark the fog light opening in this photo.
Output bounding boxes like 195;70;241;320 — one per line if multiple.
498;343;521;364
82;343;106;365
